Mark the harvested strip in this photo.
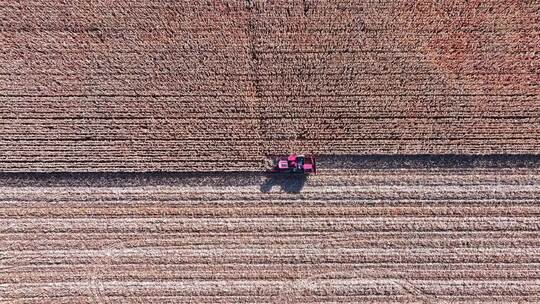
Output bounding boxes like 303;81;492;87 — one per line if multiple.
1;166;539;302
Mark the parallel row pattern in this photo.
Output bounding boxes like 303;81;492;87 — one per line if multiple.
0;0;539;171
1;166;539;302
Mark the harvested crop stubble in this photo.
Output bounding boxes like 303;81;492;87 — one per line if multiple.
0;0;539;171
1;159;540;303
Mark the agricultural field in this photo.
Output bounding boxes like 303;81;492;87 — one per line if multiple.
0;0;538;171
1;156;540;303
0;0;539;303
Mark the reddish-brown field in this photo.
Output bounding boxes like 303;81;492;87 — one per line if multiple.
0;0;538;171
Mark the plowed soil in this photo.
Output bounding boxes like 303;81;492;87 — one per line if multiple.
0;0;539;171
1;156;540;303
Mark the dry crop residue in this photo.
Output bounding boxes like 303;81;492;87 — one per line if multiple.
1;164;539;303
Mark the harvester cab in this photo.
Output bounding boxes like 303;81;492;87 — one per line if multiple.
271;154;316;174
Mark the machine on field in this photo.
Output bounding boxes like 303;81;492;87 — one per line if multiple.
270;154;316;174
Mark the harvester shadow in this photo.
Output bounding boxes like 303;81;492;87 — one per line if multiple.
260;174;307;193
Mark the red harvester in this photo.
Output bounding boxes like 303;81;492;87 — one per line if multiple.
270;154;316;174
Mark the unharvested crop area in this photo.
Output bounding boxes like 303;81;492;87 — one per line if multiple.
0;0;539;171
1;157;540;303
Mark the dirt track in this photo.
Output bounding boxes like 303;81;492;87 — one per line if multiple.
2;156;540;303
1;0;539;171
